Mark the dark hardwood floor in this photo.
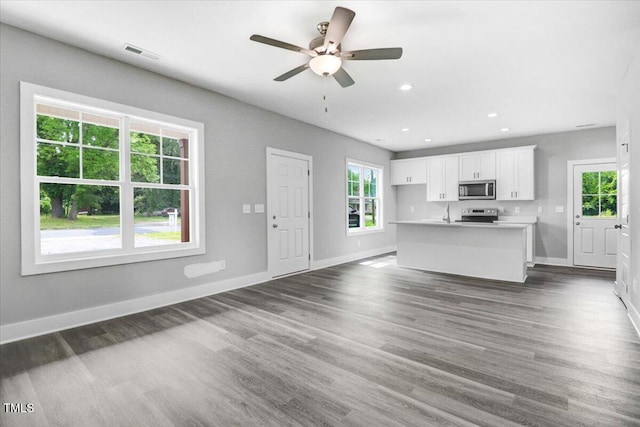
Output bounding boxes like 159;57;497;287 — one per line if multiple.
2;254;639;426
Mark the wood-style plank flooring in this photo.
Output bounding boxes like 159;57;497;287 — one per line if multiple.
1;254;639;426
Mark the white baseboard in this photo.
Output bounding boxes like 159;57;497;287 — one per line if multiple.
628;301;640;339
534;256;570;267
311;245;397;270
0;246;398;345
0;271;272;345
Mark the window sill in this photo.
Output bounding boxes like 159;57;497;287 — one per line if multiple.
23;244;205;276
347;227;385;237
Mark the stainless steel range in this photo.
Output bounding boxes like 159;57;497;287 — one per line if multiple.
460;208;498;223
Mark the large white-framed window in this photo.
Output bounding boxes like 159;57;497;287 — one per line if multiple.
346;159;383;234
20;82;205;275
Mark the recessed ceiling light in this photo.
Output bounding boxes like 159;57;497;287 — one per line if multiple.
399;84;413;91
401;128;410;132
424;138;432;142
500;127;510;132
488;112;498;118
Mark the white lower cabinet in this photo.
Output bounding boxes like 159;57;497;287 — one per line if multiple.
494;218;536;266
426;155;458;201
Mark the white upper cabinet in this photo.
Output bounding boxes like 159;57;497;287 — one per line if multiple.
426;155;459;201
496;146;535;200
458;151;496;181
391;158;427;185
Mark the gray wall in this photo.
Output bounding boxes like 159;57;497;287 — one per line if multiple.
394;127;616;260
0;24;396;326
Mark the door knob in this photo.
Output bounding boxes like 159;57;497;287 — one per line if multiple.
272;224;278;228
614;224;622;229
575;221;580;225
575;214;580;218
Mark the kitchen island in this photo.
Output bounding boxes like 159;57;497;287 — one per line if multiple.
390;221;529;283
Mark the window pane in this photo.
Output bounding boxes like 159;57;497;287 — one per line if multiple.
582;195;599;217
601;195;617;217
365;199;378;228
40;183;121;255
364;168;377;197
348;165;360;196
600;171;617;194
83;121;119;149
581;172;599;195
163;158;186;185
131;154;160;183
83;148;119;180
130;132;160;155
162;137;183;158
348;198;360;228
134;188;189;247
37;114;79;143
37;143;80;178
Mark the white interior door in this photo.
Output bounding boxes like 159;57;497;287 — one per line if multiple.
267;149;310;277
616;125;631;300
573;162;617;268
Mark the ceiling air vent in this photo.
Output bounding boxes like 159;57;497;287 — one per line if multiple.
122;44;160;60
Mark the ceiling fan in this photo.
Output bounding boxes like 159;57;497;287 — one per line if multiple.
250;6;403;88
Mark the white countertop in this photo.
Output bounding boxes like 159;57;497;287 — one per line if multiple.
493;216;537;225
390;220;528;229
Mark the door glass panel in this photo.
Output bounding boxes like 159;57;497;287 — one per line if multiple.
581;171;617;218
581;195;599;217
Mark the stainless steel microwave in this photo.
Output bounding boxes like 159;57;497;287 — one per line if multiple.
458;180;496;200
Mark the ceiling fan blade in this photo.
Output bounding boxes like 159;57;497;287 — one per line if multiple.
342;47;403;60
274;64;310;81
333;67;355;88
323;7;356;53
250;35;316;56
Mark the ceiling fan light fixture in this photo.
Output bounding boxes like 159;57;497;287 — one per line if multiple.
309;54;342;76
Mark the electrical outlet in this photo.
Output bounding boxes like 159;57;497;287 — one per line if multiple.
537;206;543;213
515;206;520;213
555;206;564;213
219;260;226;270
410;206;415;213
498;206;504;213
242;204;251;213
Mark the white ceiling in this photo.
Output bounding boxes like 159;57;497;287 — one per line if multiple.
2;1;639;152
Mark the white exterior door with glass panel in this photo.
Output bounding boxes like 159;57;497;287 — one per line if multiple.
267;149;310;277
573;162;617;268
